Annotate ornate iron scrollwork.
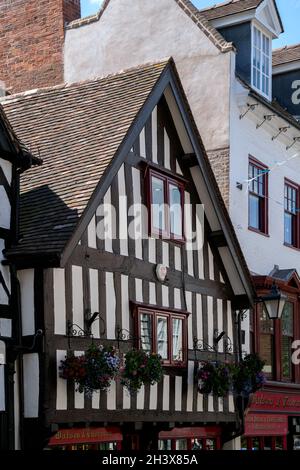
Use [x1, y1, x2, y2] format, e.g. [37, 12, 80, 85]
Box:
[66, 311, 105, 349]
[115, 327, 140, 349]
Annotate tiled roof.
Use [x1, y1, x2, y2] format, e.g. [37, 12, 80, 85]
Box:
[269, 267, 297, 281]
[67, 0, 234, 53]
[273, 43, 300, 67]
[1, 60, 169, 256]
[199, 0, 262, 21]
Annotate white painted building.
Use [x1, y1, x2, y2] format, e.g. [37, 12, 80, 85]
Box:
[63, 0, 300, 449]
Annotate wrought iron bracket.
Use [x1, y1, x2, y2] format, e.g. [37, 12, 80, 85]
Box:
[66, 311, 105, 349]
[239, 103, 259, 120]
[115, 327, 140, 350]
[272, 126, 290, 141]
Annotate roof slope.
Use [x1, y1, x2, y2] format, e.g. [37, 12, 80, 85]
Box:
[1, 61, 169, 255]
[199, 0, 262, 21]
[273, 43, 300, 67]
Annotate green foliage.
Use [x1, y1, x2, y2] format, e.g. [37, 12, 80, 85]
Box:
[59, 343, 120, 396]
[121, 349, 163, 394]
[198, 354, 266, 398]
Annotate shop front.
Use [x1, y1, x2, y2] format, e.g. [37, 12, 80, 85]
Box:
[48, 426, 123, 450]
[242, 389, 300, 450]
[158, 427, 222, 451]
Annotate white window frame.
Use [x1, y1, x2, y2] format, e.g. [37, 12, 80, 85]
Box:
[251, 22, 272, 100]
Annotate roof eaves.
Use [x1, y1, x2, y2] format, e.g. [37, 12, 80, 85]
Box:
[236, 74, 300, 132]
[176, 0, 234, 53]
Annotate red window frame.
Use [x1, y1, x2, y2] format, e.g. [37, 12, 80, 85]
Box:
[284, 179, 300, 249]
[148, 168, 185, 242]
[248, 156, 269, 235]
[256, 298, 296, 383]
[134, 305, 188, 367]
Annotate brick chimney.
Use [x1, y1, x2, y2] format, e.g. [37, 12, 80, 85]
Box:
[0, 0, 81, 94]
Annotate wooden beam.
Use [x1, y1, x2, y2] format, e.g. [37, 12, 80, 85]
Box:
[208, 230, 228, 248]
[69, 245, 232, 299]
[45, 409, 237, 425]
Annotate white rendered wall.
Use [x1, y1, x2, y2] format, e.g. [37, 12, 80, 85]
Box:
[229, 76, 300, 276]
[64, 0, 231, 151]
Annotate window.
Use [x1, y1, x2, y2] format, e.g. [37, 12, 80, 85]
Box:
[284, 180, 299, 248]
[281, 302, 294, 380]
[259, 305, 274, 378]
[136, 307, 187, 366]
[252, 25, 271, 99]
[149, 169, 184, 241]
[248, 157, 268, 234]
[257, 298, 295, 382]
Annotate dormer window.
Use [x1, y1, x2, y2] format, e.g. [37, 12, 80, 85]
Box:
[252, 25, 272, 99]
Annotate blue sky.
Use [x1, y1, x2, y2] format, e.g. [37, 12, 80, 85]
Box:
[81, 0, 299, 48]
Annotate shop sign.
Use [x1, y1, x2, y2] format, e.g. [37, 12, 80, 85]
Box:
[249, 391, 300, 414]
[244, 413, 288, 436]
[48, 427, 123, 446]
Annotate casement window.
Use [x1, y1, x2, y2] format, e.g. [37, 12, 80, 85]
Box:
[248, 157, 268, 234]
[136, 307, 187, 366]
[252, 25, 272, 99]
[284, 180, 299, 248]
[257, 300, 295, 382]
[149, 169, 184, 241]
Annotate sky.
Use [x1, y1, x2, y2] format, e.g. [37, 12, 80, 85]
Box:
[81, 0, 300, 49]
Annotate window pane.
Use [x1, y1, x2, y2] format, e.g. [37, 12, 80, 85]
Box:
[175, 439, 187, 450]
[152, 176, 165, 231]
[284, 212, 293, 244]
[281, 302, 293, 379]
[259, 306, 274, 375]
[169, 184, 182, 237]
[172, 318, 183, 361]
[140, 313, 152, 353]
[249, 194, 260, 229]
[158, 440, 171, 450]
[282, 302, 294, 336]
[281, 336, 292, 379]
[157, 316, 168, 359]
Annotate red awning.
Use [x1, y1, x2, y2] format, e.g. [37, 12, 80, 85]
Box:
[48, 426, 123, 446]
[159, 426, 221, 440]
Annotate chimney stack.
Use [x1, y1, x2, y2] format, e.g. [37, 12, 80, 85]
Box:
[0, 0, 81, 94]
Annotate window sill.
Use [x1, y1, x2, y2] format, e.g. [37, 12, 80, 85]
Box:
[149, 232, 186, 246]
[248, 226, 269, 237]
[283, 243, 300, 252]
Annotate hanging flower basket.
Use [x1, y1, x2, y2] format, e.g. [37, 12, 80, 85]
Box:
[198, 361, 231, 398]
[59, 344, 120, 396]
[231, 353, 266, 397]
[121, 349, 163, 394]
[197, 354, 266, 399]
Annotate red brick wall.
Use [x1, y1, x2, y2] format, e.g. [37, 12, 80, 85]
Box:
[0, 0, 81, 94]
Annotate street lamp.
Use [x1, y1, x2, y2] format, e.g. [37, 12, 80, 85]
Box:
[257, 283, 287, 320]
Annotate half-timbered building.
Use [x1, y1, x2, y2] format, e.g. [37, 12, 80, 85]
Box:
[0, 104, 40, 449]
[2, 59, 254, 450]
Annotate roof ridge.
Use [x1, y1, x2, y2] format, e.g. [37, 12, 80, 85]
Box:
[273, 42, 300, 53]
[0, 58, 171, 103]
[198, 0, 237, 13]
